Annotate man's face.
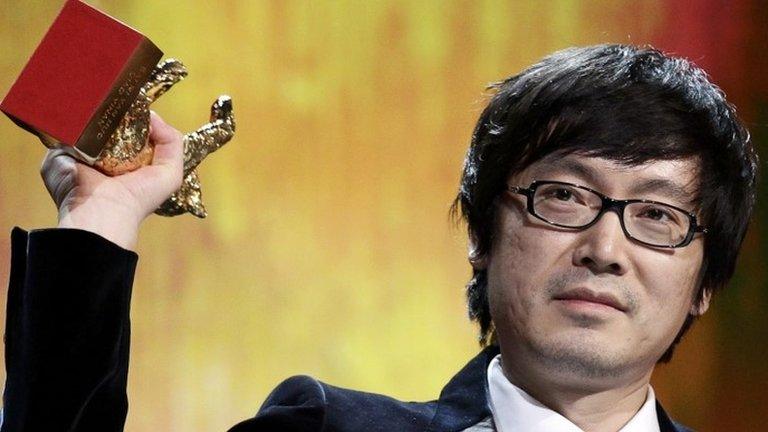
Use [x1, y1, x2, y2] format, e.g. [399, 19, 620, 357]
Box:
[484, 153, 709, 386]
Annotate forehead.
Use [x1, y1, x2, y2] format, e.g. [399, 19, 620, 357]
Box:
[514, 153, 702, 205]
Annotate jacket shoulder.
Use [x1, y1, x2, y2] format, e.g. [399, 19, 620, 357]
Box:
[228, 375, 437, 432]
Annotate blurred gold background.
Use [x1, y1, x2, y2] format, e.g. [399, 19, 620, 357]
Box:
[1, 1, 766, 431]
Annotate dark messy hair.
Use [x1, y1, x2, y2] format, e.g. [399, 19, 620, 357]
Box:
[450, 44, 758, 363]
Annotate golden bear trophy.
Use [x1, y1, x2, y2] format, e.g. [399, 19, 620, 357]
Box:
[92, 58, 235, 218]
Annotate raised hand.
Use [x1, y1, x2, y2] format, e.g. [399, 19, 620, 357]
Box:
[41, 113, 184, 250]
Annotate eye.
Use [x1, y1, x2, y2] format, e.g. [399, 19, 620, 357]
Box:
[638, 206, 675, 223]
[553, 188, 573, 201]
[543, 187, 576, 201]
[535, 184, 593, 209]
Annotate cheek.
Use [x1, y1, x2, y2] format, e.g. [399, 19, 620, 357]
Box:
[488, 228, 528, 318]
[486, 210, 568, 331]
[635, 248, 704, 339]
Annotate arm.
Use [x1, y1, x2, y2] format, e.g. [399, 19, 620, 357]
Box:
[1, 228, 137, 431]
[1, 113, 183, 431]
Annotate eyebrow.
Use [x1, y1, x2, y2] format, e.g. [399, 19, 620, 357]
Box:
[530, 158, 599, 184]
[529, 157, 696, 206]
[629, 178, 695, 207]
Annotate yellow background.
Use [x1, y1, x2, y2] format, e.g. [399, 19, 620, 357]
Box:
[1, 1, 766, 430]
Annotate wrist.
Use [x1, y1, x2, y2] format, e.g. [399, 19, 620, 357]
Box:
[57, 206, 141, 251]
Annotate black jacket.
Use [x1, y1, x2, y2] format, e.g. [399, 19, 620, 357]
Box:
[0, 228, 691, 431]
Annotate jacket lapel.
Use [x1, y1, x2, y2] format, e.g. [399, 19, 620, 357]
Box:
[426, 346, 499, 432]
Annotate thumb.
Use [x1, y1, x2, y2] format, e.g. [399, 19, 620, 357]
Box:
[149, 110, 184, 169]
[132, 110, 183, 196]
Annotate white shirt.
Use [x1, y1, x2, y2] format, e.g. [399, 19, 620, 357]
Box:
[486, 354, 661, 432]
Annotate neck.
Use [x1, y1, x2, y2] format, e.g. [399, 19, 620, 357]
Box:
[499, 351, 654, 432]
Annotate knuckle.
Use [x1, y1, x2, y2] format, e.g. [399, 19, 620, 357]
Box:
[40, 150, 69, 177]
[40, 149, 56, 174]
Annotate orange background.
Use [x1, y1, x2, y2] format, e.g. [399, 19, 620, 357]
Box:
[0, 1, 766, 430]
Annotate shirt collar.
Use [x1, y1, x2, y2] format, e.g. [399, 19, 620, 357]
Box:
[487, 354, 661, 432]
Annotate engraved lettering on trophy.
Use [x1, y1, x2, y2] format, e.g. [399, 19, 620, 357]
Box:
[96, 71, 144, 140]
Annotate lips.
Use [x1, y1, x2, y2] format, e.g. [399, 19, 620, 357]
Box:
[553, 287, 627, 312]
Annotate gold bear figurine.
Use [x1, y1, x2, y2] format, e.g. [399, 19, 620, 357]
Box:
[93, 58, 235, 218]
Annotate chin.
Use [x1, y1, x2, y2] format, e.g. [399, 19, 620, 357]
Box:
[528, 332, 630, 380]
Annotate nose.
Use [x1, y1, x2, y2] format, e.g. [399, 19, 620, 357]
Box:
[571, 209, 630, 276]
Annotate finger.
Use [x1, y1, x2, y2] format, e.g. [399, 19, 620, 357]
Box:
[149, 110, 182, 146]
[39, 149, 80, 207]
[40, 148, 76, 179]
[149, 111, 183, 169]
[140, 111, 184, 193]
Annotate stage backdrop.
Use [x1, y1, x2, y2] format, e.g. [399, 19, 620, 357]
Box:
[0, 1, 766, 430]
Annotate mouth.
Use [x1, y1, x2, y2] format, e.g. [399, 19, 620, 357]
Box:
[553, 287, 627, 313]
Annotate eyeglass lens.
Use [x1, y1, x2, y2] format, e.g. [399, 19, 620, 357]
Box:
[532, 183, 690, 247]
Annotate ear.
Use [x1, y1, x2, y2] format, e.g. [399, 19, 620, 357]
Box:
[689, 288, 712, 316]
[468, 234, 488, 270]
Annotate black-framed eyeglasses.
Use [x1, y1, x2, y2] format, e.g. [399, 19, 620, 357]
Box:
[507, 180, 707, 248]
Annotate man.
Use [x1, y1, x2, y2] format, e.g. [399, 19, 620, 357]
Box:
[0, 44, 758, 431]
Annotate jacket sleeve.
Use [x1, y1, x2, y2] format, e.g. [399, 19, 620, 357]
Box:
[1, 227, 138, 432]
